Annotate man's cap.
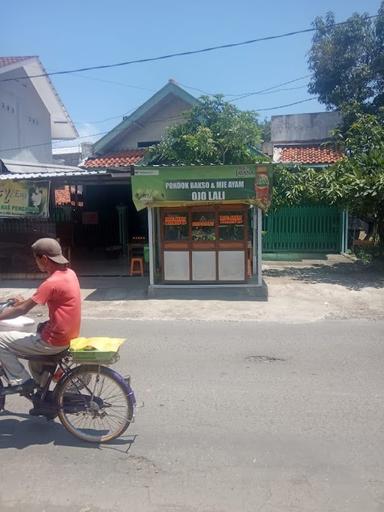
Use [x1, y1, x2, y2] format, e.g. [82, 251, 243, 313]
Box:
[31, 238, 69, 265]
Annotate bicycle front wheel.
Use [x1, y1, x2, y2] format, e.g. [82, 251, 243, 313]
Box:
[56, 365, 134, 443]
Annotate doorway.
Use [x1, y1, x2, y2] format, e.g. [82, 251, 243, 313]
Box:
[53, 182, 148, 275]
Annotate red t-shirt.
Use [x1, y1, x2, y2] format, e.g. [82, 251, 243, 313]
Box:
[32, 268, 81, 346]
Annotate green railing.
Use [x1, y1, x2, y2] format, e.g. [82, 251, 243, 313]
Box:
[262, 206, 342, 253]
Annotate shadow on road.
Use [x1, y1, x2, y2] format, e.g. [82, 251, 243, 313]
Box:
[264, 261, 384, 291]
[0, 411, 137, 451]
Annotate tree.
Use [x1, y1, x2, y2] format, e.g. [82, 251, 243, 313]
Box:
[308, 3, 384, 121]
[273, 113, 384, 244]
[331, 113, 384, 243]
[150, 95, 264, 165]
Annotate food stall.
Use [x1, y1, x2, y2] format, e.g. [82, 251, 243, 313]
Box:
[132, 164, 272, 291]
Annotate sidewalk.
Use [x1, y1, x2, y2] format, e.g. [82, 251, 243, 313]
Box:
[1, 254, 383, 323]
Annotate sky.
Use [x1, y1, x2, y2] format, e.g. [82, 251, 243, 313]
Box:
[1, 0, 382, 148]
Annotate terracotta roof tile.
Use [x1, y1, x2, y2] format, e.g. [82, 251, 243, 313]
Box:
[83, 149, 146, 168]
[0, 56, 36, 68]
[274, 145, 343, 165]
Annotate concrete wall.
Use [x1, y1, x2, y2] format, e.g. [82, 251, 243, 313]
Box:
[52, 142, 92, 166]
[114, 96, 193, 151]
[271, 112, 341, 144]
[0, 68, 51, 162]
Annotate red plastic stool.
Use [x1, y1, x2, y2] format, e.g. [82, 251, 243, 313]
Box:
[130, 257, 144, 276]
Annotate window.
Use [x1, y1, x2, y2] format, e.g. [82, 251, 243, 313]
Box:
[54, 186, 71, 206]
[218, 211, 245, 241]
[191, 212, 216, 241]
[70, 184, 84, 207]
[137, 141, 160, 148]
[164, 212, 189, 241]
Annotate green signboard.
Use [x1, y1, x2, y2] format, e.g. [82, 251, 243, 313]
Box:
[0, 181, 50, 218]
[132, 165, 271, 211]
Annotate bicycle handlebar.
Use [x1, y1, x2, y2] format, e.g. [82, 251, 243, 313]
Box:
[0, 299, 16, 311]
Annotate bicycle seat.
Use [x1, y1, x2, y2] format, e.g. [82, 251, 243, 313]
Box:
[19, 350, 69, 363]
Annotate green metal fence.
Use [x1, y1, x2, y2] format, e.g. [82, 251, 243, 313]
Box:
[262, 206, 342, 253]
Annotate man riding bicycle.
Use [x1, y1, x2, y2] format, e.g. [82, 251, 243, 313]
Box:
[0, 238, 81, 406]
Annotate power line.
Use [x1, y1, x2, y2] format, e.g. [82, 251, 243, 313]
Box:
[256, 85, 308, 95]
[179, 75, 309, 98]
[253, 98, 316, 111]
[75, 75, 311, 124]
[74, 106, 139, 125]
[0, 15, 377, 83]
[228, 75, 311, 101]
[1, 131, 109, 153]
[73, 73, 154, 92]
[176, 82, 216, 96]
[0, 96, 316, 153]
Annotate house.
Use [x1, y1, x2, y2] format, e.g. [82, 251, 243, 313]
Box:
[0, 56, 78, 163]
[52, 142, 93, 166]
[0, 56, 101, 275]
[270, 111, 343, 166]
[82, 79, 198, 170]
[262, 112, 347, 255]
[0, 78, 198, 276]
[52, 79, 200, 274]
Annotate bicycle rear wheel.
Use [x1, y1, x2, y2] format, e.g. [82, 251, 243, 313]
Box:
[56, 365, 134, 443]
[0, 380, 5, 411]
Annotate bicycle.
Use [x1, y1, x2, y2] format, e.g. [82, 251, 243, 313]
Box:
[0, 300, 136, 444]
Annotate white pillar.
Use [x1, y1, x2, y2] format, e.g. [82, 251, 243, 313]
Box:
[341, 210, 346, 253]
[147, 207, 154, 285]
[257, 208, 262, 285]
[252, 207, 257, 275]
[344, 209, 349, 252]
[156, 208, 161, 272]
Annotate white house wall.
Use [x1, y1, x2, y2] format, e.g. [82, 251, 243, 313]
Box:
[114, 96, 193, 151]
[0, 68, 51, 163]
[271, 112, 342, 144]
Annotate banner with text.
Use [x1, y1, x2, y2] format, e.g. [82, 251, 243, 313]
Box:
[0, 181, 50, 218]
[132, 165, 271, 211]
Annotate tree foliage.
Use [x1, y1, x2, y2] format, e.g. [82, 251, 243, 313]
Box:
[273, 113, 384, 243]
[308, 3, 384, 121]
[331, 113, 384, 241]
[150, 95, 265, 165]
[278, 4, 384, 246]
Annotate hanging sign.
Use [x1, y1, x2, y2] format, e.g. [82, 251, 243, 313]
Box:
[164, 215, 187, 226]
[0, 181, 49, 218]
[132, 165, 272, 211]
[219, 215, 244, 225]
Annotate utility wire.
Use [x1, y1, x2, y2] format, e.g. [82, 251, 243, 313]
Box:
[177, 82, 216, 96]
[0, 15, 377, 83]
[179, 75, 310, 99]
[74, 73, 154, 92]
[254, 98, 316, 111]
[75, 75, 311, 125]
[1, 74, 318, 152]
[228, 75, 311, 101]
[74, 105, 138, 125]
[1, 97, 316, 153]
[256, 85, 308, 95]
[1, 131, 109, 153]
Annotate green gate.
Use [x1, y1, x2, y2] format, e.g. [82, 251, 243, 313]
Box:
[262, 206, 342, 253]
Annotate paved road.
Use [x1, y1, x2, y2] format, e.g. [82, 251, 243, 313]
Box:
[1, 319, 383, 512]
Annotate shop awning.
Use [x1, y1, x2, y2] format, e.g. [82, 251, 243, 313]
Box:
[0, 159, 108, 180]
